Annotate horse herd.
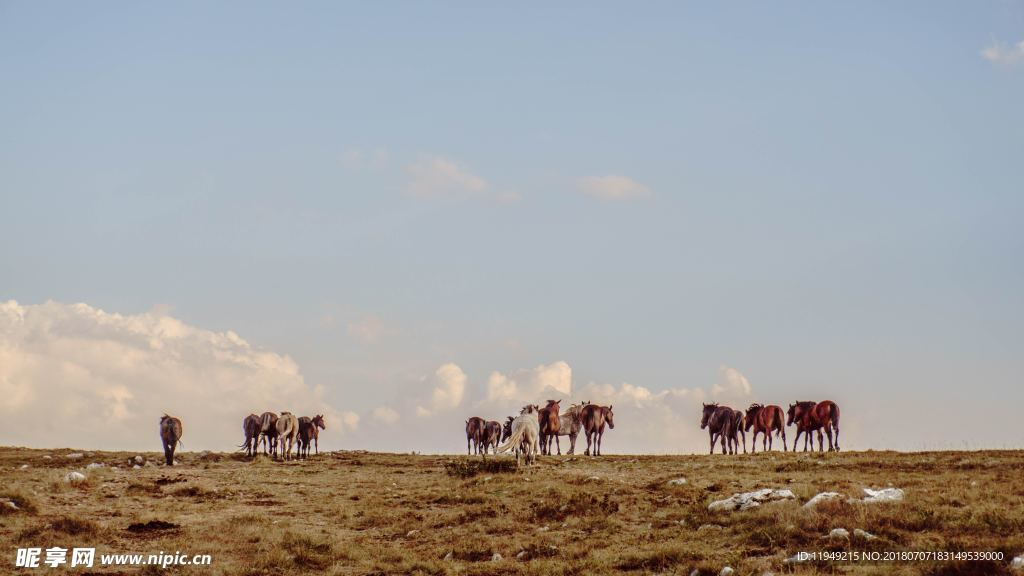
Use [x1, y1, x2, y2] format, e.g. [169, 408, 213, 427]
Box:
[238, 412, 327, 461]
[700, 400, 842, 455]
[464, 400, 615, 466]
[155, 398, 839, 468]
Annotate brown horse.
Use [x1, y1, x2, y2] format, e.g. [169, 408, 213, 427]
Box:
[298, 414, 326, 458]
[730, 409, 747, 454]
[480, 420, 502, 454]
[787, 400, 841, 452]
[501, 416, 514, 442]
[744, 404, 787, 453]
[238, 413, 261, 457]
[465, 416, 485, 455]
[552, 401, 587, 455]
[581, 404, 614, 456]
[159, 414, 183, 466]
[538, 400, 562, 456]
[258, 412, 279, 457]
[700, 403, 739, 455]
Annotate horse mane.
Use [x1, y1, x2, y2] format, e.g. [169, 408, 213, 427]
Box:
[748, 403, 764, 410]
[795, 401, 816, 408]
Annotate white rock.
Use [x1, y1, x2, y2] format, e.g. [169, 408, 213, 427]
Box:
[443, 552, 453, 561]
[803, 491, 843, 508]
[1010, 556, 1023, 570]
[86, 462, 105, 469]
[132, 464, 141, 469]
[586, 476, 601, 482]
[491, 553, 502, 562]
[134, 455, 144, 464]
[829, 528, 850, 540]
[5, 500, 19, 511]
[66, 453, 84, 460]
[537, 526, 549, 532]
[853, 528, 877, 540]
[709, 488, 796, 511]
[516, 550, 528, 560]
[690, 570, 700, 576]
[19, 464, 29, 470]
[862, 487, 904, 503]
[63, 471, 86, 484]
[720, 567, 735, 576]
[667, 477, 688, 486]
[405, 530, 419, 538]
[42, 455, 52, 460]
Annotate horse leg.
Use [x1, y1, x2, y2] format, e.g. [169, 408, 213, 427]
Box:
[709, 430, 715, 455]
[825, 425, 834, 452]
[833, 422, 840, 452]
[817, 430, 824, 452]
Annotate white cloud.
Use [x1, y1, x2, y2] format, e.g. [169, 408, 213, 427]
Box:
[405, 156, 488, 199]
[347, 314, 386, 344]
[416, 362, 467, 416]
[577, 175, 651, 201]
[485, 361, 572, 403]
[341, 147, 390, 170]
[0, 300, 347, 451]
[372, 406, 400, 425]
[981, 40, 1024, 65]
[712, 365, 752, 399]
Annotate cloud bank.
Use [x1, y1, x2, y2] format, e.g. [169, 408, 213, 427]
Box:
[981, 40, 1024, 65]
[577, 175, 651, 201]
[0, 301, 352, 451]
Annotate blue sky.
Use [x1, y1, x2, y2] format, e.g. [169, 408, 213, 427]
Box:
[1, 2, 1022, 452]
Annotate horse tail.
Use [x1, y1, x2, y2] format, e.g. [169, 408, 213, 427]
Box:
[831, 403, 840, 448]
[497, 426, 525, 454]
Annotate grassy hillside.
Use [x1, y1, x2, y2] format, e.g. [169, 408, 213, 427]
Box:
[1, 447, 1022, 575]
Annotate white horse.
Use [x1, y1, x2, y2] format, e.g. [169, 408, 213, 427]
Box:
[275, 411, 299, 461]
[497, 405, 540, 466]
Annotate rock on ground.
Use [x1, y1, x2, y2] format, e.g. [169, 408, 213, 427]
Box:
[854, 528, 877, 540]
[829, 528, 850, 540]
[862, 487, 904, 503]
[63, 471, 86, 484]
[720, 567, 735, 575]
[667, 477, 687, 486]
[803, 491, 843, 508]
[709, 488, 796, 511]
[66, 453, 84, 460]
[1010, 556, 1023, 571]
[491, 553, 502, 562]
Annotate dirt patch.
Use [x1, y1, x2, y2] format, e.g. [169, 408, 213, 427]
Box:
[126, 520, 179, 533]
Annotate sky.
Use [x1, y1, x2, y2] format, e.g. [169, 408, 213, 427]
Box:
[1, 2, 1022, 453]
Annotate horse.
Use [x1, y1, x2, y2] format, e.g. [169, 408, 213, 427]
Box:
[538, 400, 562, 456]
[238, 413, 261, 457]
[551, 402, 587, 455]
[298, 414, 326, 458]
[481, 420, 502, 454]
[581, 404, 614, 456]
[258, 412, 279, 457]
[700, 403, 739, 455]
[465, 417, 486, 455]
[744, 404, 787, 453]
[501, 416, 514, 442]
[497, 405, 541, 466]
[275, 411, 299, 460]
[730, 409, 747, 454]
[787, 400, 841, 452]
[159, 414, 183, 466]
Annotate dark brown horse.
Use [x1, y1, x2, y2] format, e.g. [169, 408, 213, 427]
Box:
[730, 409, 747, 454]
[298, 414, 326, 458]
[481, 420, 502, 454]
[238, 413, 261, 457]
[501, 416, 514, 442]
[744, 404, 787, 453]
[787, 400, 841, 452]
[465, 416, 485, 455]
[258, 412, 279, 457]
[700, 403, 739, 455]
[538, 400, 562, 456]
[581, 404, 614, 456]
[159, 414, 183, 466]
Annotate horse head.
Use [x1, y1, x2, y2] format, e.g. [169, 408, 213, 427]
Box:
[313, 414, 326, 430]
[700, 403, 718, 429]
[604, 405, 614, 429]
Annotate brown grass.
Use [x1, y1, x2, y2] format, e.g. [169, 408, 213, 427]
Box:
[0, 447, 1021, 574]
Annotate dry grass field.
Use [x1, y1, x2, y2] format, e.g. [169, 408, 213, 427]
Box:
[2, 447, 1023, 575]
